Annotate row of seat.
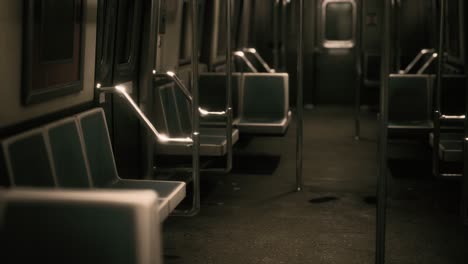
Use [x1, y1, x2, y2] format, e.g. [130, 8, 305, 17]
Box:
[1, 108, 186, 221]
[199, 72, 291, 135]
[387, 70, 466, 178]
[153, 72, 291, 157]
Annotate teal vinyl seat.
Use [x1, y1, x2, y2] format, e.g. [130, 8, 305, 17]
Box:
[429, 133, 464, 162]
[199, 73, 241, 125]
[2, 129, 56, 187]
[1, 108, 186, 222]
[235, 73, 291, 135]
[0, 188, 162, 264]
[46, 118, 93, 188]
[154, 83, 239, 156]
[198, 72, 291, 136]
[77, 109, 186, 219]
[388, 74, 434, 131]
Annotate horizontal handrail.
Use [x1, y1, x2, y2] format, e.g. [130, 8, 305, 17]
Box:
[439, 114, 466, 120]
[241, 48, 275, 73]
[153, 71, 227, 117]
[97, 84, 193, 144]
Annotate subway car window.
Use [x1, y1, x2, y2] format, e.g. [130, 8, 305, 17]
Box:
[322, 0, 356, 48]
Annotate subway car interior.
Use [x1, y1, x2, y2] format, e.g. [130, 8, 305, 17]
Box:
[1, 0, 468, 263]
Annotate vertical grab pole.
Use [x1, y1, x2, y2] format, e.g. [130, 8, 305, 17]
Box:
[225, 0, 233, 172]
[394, 0, 401, 72]
[296, 0, 304, 192]
[433, 0, 446, 178]
[190, 0, 201, 215]
[281, 0, 287, 71]
[354, 0, 363, 141]
[273, 0, 280, 69]
[463, 0, 468, 226]
[376, 0, 391, 263]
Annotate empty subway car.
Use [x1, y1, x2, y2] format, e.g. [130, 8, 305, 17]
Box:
[1, 0, 467, 263]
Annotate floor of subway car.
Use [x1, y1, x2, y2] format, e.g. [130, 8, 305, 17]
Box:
[161, 106, 468, 264]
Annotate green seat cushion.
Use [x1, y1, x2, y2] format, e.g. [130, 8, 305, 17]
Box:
[242, 75, 286, 121]
[6, 131, 55, 187]
[48, 119, 91, 188]
[78, 110, 119, 187]
[388, 75, 432, 124]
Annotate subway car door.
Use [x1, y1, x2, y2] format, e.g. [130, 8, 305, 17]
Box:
[314, 0, 358, 104]
[96, 0, 144, 179]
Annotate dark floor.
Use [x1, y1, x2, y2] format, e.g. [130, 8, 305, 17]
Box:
[162, 106, 468, 264]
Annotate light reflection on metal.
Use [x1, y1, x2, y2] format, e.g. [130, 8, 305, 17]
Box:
[440, 115, 466, 120]
[152, 71, 227, 117]
[234, 51, 245, 57]
[417, 53, 438, 74]
[198, 107, 226, 116]
[96, 84, 192, 144]
[402, 48, 436, 74]
[233, 51, 258, 72]
[242, 48, 275, 73]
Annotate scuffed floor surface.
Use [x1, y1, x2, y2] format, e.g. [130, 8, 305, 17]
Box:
[162, 106, 468, 264]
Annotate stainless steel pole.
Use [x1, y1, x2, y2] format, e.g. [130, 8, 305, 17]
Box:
[190, 0, 201, 215]
[273, 0, 280, 69]
[354, 0, 363, 141]
[376, 0, 391, 263]
[433, 0, 446, 178]
[226, 0, 233, 172]
[281, 0, 287, 71]
[296, 0, 304, 192]
[139, 0, 160, 179]
[463, 0, 468, 226]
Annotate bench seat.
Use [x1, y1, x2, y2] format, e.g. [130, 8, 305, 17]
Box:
[1, 108, 186, 222]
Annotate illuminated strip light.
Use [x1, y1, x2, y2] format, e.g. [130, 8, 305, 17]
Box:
[97, 83, 193, 144]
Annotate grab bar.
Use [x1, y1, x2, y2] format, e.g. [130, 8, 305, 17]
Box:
[153, 71, 227, 117]
[242, 48, 275, 73]
[417, 53, 438, 74]
[401, 48, 436, 74]
[97, 84, 193, 144]
[233, 51, 258, 73]
[440, 114, 466, 120]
